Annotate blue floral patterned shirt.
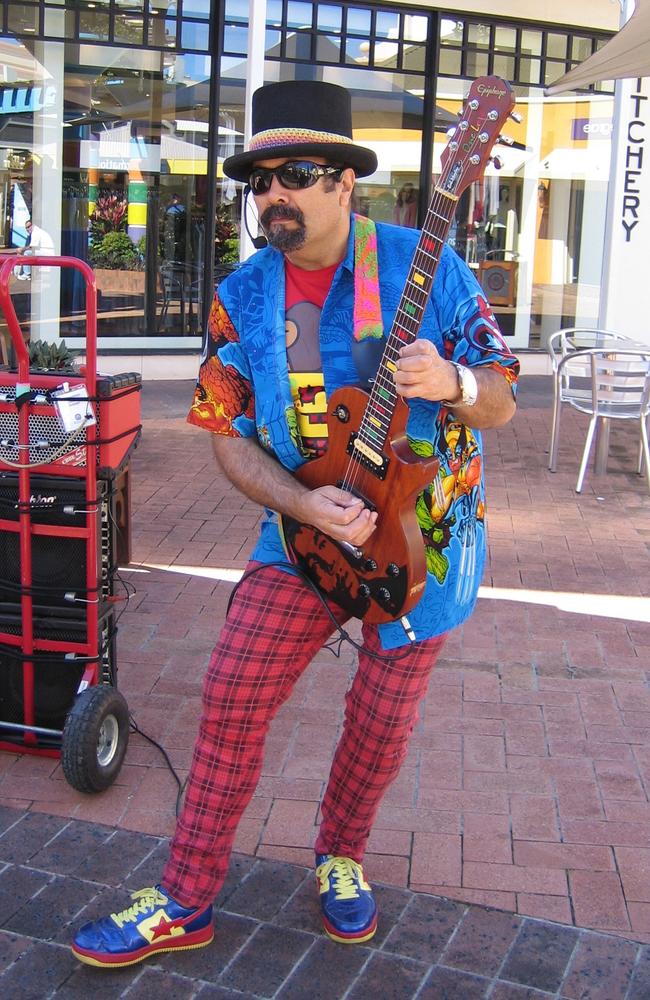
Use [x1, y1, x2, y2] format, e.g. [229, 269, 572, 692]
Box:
[189, 217, 519, 648]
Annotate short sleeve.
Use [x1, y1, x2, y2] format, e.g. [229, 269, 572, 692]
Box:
[187, 291, 256, 436]
[436, 248, 520, 396]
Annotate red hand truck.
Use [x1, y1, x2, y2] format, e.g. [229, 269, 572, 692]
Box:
[0, 255, 141, 792]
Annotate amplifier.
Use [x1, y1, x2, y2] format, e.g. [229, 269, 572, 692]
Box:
[478, 260, 518, 308]
[0, 371, 141, 477]
[0, 472, 117, 620]
[0, 609, 116, 748]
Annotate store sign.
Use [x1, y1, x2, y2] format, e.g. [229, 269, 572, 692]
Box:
[0, 85, 57, 115]
[600, 77, 650, 345]
[571, 117, 613, 140]
[620, 88, 646, 243]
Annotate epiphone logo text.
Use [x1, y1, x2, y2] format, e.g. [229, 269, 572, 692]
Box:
[476, 83, 508, 99]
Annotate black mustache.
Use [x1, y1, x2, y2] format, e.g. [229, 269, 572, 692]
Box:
[260, 205, 305, 227]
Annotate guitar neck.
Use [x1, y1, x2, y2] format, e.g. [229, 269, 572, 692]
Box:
[361, 189, 458, 450]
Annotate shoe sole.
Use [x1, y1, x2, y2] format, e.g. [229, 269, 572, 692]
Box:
[322, 914, 378, 944]
[71, 926, 214, 968]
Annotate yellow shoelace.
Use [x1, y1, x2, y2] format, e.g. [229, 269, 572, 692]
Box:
[111, 887, 168, 928]
[318, 857, 363, 900]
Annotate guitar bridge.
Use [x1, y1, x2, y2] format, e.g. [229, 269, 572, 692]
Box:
[347, 433, 389, 480]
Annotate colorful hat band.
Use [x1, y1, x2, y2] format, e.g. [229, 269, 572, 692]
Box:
[248, 127, 355, 152]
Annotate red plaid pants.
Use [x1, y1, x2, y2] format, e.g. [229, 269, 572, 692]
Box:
[162, 562, 446, 907]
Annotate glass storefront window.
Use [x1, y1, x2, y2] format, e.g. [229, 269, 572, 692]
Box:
[402, 42, 425, 74]
[467, 23, 490, 49]
[521, 29, 542, 57]
[571, 36, 594, 61]
[223, 22, 247, 54]
[316, 34, 340, 61]
[403, 14, 427, 43]
[8, 4, 39, 32]
[0, 1, 617, 354]
[375, 11, 399, 39]
[287, 2, 313, 29]
[317, 5, 341, 32]
[430, 77, 613, 348]
[265, 0, 283, 27]
[438, 47, 461, 77]
[546, 32, 569, 59]
[346, 7, 371, 35]
[183, 0, 210, 18]
[0, 36, 212, 347]
[494, 25, 516, 50]
[493, 54, 515, 80]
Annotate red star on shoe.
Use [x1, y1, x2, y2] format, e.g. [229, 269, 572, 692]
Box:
[150, 914, 176, 940]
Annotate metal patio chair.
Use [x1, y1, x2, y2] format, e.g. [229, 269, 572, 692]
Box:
[574, 350, 650, 494]
[546, 328, 636, 472]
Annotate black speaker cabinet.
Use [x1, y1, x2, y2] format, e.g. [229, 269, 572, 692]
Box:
[0, 610, 116, 748]
[0, 473, 117, 619]
[478, 260, 518, 307]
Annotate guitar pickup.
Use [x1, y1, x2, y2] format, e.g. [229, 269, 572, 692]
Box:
[347, 433, 389, 480]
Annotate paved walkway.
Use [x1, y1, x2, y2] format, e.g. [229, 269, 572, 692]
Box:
[2, 802, 650, 999]
[1, 373, 650, 996]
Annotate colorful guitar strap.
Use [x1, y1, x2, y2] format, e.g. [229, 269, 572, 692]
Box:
[353, 214, 384, 343]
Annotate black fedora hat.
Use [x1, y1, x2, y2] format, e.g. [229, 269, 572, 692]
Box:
[223, 80, 378, 182]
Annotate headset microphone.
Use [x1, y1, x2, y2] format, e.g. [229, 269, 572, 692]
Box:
[243, 185, 268, 249]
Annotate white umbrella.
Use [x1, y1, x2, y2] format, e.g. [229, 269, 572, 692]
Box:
[546, 0, 650, 94]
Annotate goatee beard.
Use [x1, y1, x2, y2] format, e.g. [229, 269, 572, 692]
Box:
[260, 204, 306, 251]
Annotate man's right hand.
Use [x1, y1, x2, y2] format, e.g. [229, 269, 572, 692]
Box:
[299, 486, 377, 546]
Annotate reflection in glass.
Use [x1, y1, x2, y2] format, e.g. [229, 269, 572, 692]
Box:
[404, 14, 428, 43]
[347, 7, 371, 35]
[317, 5, 341, 32]
[494, 54, 515, 79]
[375, 11, 399, 39]
[546, 32, 568, 59]
[287, 2, 313, 30]
[316, 35, 340, 61]
[494, 26, 517, 50]
[520, 29, 542, 56]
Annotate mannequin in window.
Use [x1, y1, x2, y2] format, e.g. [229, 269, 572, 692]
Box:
[393, 183, 418, 227]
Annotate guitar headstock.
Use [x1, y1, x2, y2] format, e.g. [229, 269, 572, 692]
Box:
[439, 76, 516, 197]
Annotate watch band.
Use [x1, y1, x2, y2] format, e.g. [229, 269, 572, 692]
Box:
[443, 362, 478, 407]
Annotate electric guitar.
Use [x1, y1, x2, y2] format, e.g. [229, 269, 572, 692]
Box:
[280, 77, 517, 625]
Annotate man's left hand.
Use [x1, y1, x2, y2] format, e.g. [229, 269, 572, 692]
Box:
[394, 340, 458, 402]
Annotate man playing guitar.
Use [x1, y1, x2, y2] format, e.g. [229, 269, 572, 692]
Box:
[72, 78, 518, 968]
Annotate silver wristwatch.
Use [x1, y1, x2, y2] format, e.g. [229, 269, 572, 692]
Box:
[444, 362, 478, 407]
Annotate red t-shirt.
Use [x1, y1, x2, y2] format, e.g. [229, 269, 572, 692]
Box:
[285, 258, 338, 458]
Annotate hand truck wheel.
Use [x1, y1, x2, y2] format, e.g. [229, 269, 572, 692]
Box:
[61, 685, 129, 793]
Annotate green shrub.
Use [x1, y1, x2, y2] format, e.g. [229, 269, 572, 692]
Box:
[89, 230, 143, 270]
[28, 339, 80, 371]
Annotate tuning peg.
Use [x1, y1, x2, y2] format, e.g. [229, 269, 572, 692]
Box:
[497, 134, 515, 146]
[489, 156, 503, 170]
[509, 111, 523, 124]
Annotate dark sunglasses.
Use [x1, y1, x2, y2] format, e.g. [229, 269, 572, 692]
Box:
[248, 160, 344, 195]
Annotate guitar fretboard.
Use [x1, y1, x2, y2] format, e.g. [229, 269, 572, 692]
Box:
[355, 189, 459, 456]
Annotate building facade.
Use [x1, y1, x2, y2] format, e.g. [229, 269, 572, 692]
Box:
[0, 0, 620, 354]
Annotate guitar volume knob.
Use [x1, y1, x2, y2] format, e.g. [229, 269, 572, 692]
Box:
[358, 584, 371, 598]
[386, 563, 400, 577]
[377, 587, 392, 604]
[364, 558, 377, 572]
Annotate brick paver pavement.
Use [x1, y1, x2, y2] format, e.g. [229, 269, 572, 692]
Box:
[2, 803, 650, 999]
[1, 372, 650, 993]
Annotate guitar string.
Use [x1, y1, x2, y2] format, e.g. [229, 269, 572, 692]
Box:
[338, 184, 459, 497]
[337, 172, 467, 496]
[337, 114, 498, 500]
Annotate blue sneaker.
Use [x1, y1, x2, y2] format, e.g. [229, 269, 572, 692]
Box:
[315, 854, 377, 944]
[71, 885, 214, 968]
